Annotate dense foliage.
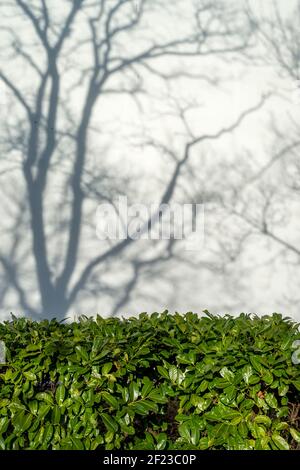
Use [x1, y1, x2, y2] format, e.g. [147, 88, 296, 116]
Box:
[0, 311, 300, 450]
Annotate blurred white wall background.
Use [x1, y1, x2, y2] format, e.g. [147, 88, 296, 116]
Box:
[0, 0, 300, 321]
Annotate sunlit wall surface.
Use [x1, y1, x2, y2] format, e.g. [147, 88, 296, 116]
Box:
[0, 0, 299, 320]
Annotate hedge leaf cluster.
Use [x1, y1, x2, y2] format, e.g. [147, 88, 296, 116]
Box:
[0, 312, 300, 450]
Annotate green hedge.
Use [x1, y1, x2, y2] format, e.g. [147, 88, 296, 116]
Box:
[0, 311, 300, 450]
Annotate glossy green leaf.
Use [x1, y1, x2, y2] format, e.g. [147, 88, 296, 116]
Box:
[168, 366, 178, 383]
[55, 384, 66, 405]
[12, 412, 33, 435]
[101, 413, 118, 433]
[102, 363, 113, 375]
[101, 392, 119, 409]
[271, 433, 289, 450]
[178, 422, 190, 442]
[290, 427, 300, 443]
[265, 393, 278, 409]
[129, 382, 139, 402]
[51, 405, 61, 425]
[38, 403, 51, 419]
[141, 378, 153, 398]
[250, 356, 265, 375]
[23, 371, 37, 381]
[254, 415, 272, 427]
